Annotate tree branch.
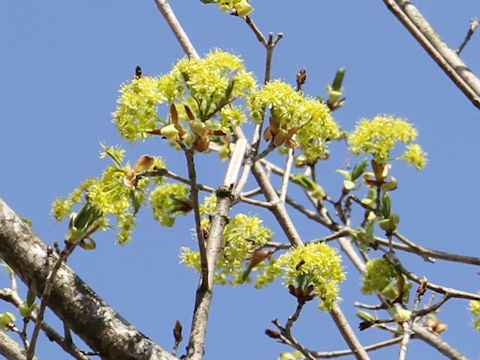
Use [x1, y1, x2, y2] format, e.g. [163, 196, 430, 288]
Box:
[383, 0, 480, 109]
[329, 303, 370, 360]
[186, 142, 246, 360]
[0, 198, 178, 360]
[153, 0, 200, 59]
[411, 324, 469, 360]
[0, 331, 26, 360]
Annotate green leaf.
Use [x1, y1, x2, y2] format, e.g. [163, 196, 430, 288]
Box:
[26, 289, 36, 307]
[356, 310, 376, 322]
[351, 159, 369, 181]
[130, 189, 141, 215]
[378, 214, 400, 232]
[290, 174, 316, 192]
[331, 67, 346, 91]
[381, 192, 391, 218]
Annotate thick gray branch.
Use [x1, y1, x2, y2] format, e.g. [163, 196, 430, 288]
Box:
[384, 0, 480, 109]
[0, 198, 178, 360]
[0, 331, 27, 360]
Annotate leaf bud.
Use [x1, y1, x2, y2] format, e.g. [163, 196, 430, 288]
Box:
[160, 124, 180, 141]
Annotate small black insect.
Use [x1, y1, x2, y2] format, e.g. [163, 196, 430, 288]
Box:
[135, 65, 142, 79]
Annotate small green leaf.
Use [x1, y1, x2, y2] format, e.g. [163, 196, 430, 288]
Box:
[351, 159, 369, 181]
[26, 289, 36, 307]
[343, 179, 356, 190]
[381, 192, 391, 218]
[331, 67, 346, 91]
[290, 174, 317, 192]
[356, 310, 376, 322]
[130, 189, 141, 215]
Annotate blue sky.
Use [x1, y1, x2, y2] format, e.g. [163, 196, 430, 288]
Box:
[1, 1, 480, 359]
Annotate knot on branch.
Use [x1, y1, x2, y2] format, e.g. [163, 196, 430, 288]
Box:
[216, 185, 234, 200]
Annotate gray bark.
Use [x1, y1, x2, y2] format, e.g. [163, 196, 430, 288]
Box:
[0, 198, 178, 360]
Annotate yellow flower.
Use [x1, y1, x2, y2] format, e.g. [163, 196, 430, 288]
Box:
[349, 115, 426, 169]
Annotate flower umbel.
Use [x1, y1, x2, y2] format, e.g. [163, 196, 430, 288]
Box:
[52, 144, 165, 245]
[349, 115, 426, 169]
[249, 80, 341, 162]
[255, 243, 345, 310]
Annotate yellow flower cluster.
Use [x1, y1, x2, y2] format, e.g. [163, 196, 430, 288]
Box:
[257, 243, 345, 310]
[361, 258, 398, 294]
[112, 50, 257, 145]
[249, 80, 341, 162]
[150, 183, 191, 227]
[202, 0, 254, 17]
[470, 300, 480, 331]
[349, 116, 427, 169]
[113, 77, 166, 142]
[181, 212, 274, 285]
[361, 258, 411, 302]
[52, 145, 165, 244]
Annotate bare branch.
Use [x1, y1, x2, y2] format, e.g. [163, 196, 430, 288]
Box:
[27, 243, 77, 360]
[391, 231, 480, 265]
[186, 142, 246, 360]
[329, 304, 370, 360]
[252, 162, 303, 247]
[0, 198, 178, 360]
[312, 336, 403, 358]
[244, 16, 268, 46]
[457, 18, 480, 55]
[0, 331, 26, 360]
[383, 0, 480, 109]
[411, 324, 469, 360]
[384, 252, 480, 301]
[153, 0, 200, 59]
[279, 149, 294, 202]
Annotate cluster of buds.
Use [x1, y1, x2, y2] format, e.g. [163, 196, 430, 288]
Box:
[147, 103, 228, 153]
[123, 155, 154, 189]
[66, 201, 103, 250]
[287, 283, 316, 304]
[263, 117, 299, 148]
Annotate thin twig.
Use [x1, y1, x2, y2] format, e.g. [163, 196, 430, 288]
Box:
[252, 162, 303, 247]
[413, 294, 450, 318]
[264, 32, 283, 84]
[153, 0, 200, 59]
[244, 16, 268, 46]
[329, 303, 370, 360]
[271, 319, 316, 360]
[240, 187, 262, 198]
[457, 18, 480, 55]
[384, 252, 480, 301]
[312, 336, 403, 358]
[142, 167, 269, 208]
[398, 320, 411, 360]
[186, 144, 245, 360]
[279, 149, 294, 202]
[284, 301, 305, 334]
[0, 288, 92, 360]
[392, 231, 480, 265]
[411, 324, 469, 360]
[185, 150, 208, 285]
[308, 229, 351, 244]
[27, 243, 77, 360]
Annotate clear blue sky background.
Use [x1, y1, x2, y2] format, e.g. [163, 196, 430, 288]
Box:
[1, 1, 480, 359]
